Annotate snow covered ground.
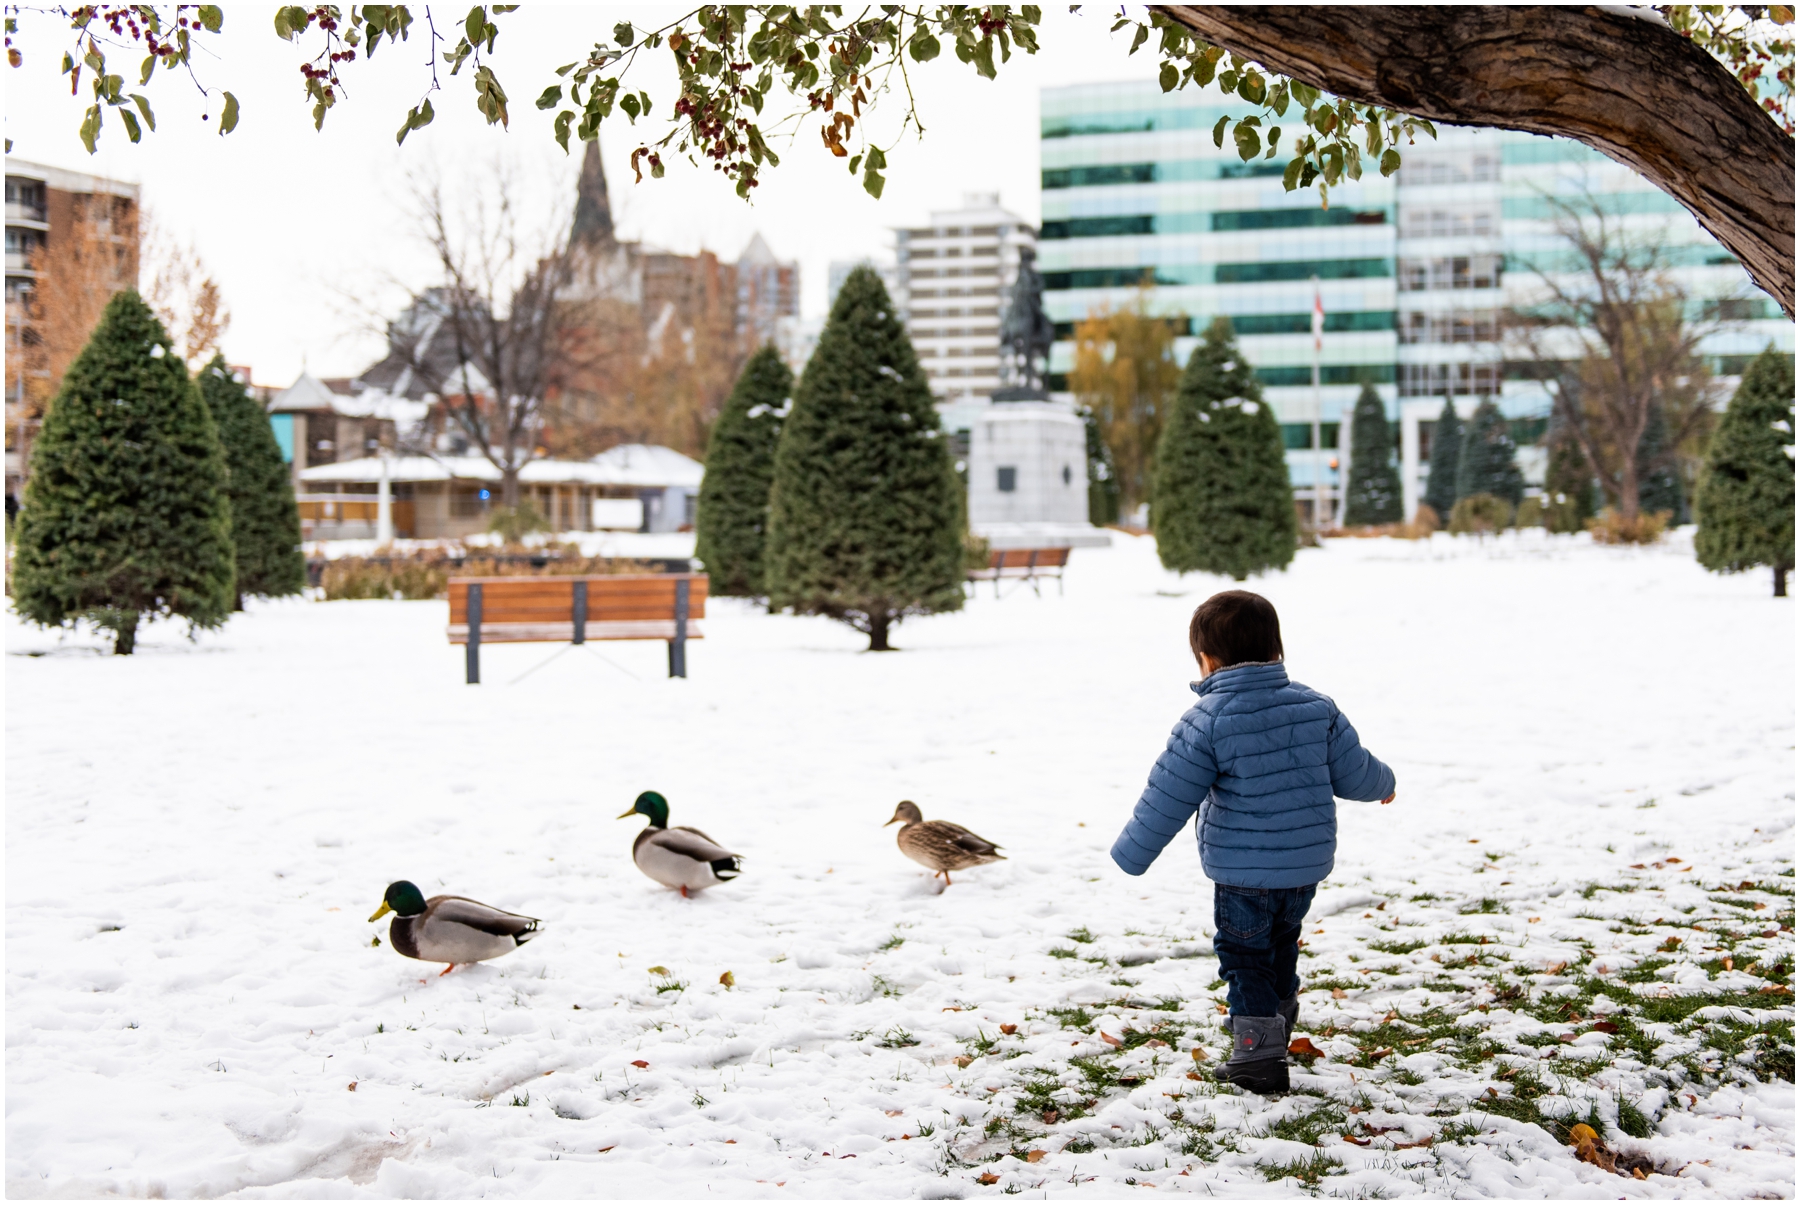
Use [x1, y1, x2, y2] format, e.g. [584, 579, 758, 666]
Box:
[7, 530, 1793, 1199]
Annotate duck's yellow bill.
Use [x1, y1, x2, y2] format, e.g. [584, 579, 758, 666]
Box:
[616, 808, 637, 819]
[368, 901, 392, 922]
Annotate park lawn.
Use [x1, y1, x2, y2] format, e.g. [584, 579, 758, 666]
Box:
[6, 529, 1792, 1198]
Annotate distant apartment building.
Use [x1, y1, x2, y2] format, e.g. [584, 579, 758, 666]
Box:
[894, 194, 1037, 433]
[5, 156, 141, 496]
[1037, 82, 1791, 520]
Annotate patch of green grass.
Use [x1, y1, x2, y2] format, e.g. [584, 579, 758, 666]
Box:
[871, 974, 902, 998]
[1307, 975, 1363, 991]
[1440, 932, 1490, 945]
[1258, 1149, 1342, 1187]
[1460, 898, 1505, 915]
[1619, 957, 1674, 984]
[1048, 946, 1078, 960]
[1070, 1055, 1122, 1093]
[1257, 1101, 1347, 1146]
[1047, 1006, 1094, 1032]
[968, 1030, 999, 1058]
[1615, 1093, 1652, 1138]
[878, 933, 905, 952]
[878, 1027, 920, 1049]
[654, 979, 688, 994]
[1066, 926, 1096, 944]
[1410, 893, 1441, 903]
[1368, 938, 1428, 955]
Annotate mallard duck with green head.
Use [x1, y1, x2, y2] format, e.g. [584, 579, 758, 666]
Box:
[619, 791, 743, 897]
[885, 800, 1005, 885]
[368, 880, 540, 975]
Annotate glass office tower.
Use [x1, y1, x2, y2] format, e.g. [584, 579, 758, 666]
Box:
[1039, 81, 1791, 519]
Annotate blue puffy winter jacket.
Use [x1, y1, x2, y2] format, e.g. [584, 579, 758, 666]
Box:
[1110, 661, 1395, 890]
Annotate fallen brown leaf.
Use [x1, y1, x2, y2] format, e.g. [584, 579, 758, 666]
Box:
[1186, 1071, 1203, 1081]
[631, 1060, 650, 1068]
[885, 1110, 904, 1117]
[977, 1172, 1000, 1185]
[1025, 1149, 1047, 1163]
[346, 1082, 357, 1092]
[1144, 1038, 1168, 1048]
[954, 1055, 973, 1068]
[1100, 1032, 1123, 1047]
[1190, 1047, 1207, 1062]
[1367, 1047, 1394, 1060]
[1342, 1135, 1370, 1147]
[1288, 1037, 1324, 1058]
[1331, 988, 1347, 999]
[999, 1024, 1017, 1035]
[1593, 1021, 1619, 1034]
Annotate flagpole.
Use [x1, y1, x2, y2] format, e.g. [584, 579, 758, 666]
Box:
[1311, 276, 1324, 532]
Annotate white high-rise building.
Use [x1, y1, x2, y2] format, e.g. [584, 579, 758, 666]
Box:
[894, 193, 1037, 432]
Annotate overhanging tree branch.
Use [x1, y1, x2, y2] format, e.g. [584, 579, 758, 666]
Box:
[1156, 4, 1796, 316]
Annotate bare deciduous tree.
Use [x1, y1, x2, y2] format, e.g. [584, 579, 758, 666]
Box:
[1507, 197, 1723, 525]
[143, 217, 230, 370]
[378, 165, 590, 511]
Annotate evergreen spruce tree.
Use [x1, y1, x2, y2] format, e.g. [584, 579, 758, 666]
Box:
[1634, 401, 1686, 522]
[1081, 405, 1121, 525]
[1695, 347, 1795, 596]
[1454, 398, 1525, 505]
[1544, 410, 1599, 533]
[12, 290, 234, 653]
[694, 343, 792, 597]
[1341, 383, 1403, 525]
[1151, 316, 1297, 580]
[197, 355, 305, 607]
[1422, 396, 1462, 518]
[764, 266, 965, 650]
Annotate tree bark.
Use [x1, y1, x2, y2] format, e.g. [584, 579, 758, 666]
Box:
[1155, 5, 1795, 316]
[1777, 565, 1789, 598]
[867, 611, 893, 652]
[112, 613, 137, 655]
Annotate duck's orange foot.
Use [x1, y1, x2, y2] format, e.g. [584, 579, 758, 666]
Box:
[680, 885, 690, 899]
[439, 963, 457, 977]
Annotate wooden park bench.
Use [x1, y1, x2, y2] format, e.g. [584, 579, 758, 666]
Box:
[966, 547, 1071, 598]
[447, 574, 707, 684]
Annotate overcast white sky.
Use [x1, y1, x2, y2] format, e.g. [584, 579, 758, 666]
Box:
[6, 5, 1159, 386]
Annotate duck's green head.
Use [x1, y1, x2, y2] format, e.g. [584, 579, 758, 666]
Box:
[617, 790, 670, 828]
[368, 880, 427, 922]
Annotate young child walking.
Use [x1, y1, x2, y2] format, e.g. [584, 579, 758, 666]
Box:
[1110, 590, 1395, 1094]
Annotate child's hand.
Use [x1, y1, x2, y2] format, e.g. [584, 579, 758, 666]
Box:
[1380, 792, 1396, 805]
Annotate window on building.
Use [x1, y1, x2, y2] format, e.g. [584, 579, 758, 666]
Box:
[997, 466, 1017, 493]
[1398, 256, 1502, 291]
[1398, 363, 1502, 397]
[1400, 209, 1498, 239]
[1398, 310, 1501, 344]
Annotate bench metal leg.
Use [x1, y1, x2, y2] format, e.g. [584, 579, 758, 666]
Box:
[668, 578, 689, 678]
[466, 583, 483, 685]
[571, 579, 588, 645]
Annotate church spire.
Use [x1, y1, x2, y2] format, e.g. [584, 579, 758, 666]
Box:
[571, 139, 615, 246]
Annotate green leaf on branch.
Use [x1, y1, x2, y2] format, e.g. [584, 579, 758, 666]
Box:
[139, 55, 155, 85]
[79, 104, 100, 153]
[1282, 154, 1306, 191]
[614, 21, 633, 46]
[553, 109, 574, 151]
[273, 6, 309, 40]
[1233, 118, 1261, 161]
[1212, 114, 1229, 148]
[909, 31, 940, 61]
[473, 65, 509, 127]
[620, 92, 640, 121]
[1158, 61, 1177, 92]
[120, 108, 141, 142]
[196, 5, 223, 33]
[536, 85, 562, 110]
[130, 93, 154, 132]
[219, 90, 239, 134]
[395, 98, 434, 145]
[1380, 148, 1401, 176]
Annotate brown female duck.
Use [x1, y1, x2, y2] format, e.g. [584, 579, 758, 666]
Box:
[885, 800, 1005, 884]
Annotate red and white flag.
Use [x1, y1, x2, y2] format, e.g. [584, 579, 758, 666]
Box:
[1312, 284, 1325, 353]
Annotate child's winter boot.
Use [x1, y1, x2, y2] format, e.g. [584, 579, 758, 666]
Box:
[1212, 1015, 1289, 1094]
[1278, 994, 1299, 1043]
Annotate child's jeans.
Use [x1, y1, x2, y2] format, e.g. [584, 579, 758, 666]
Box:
[1213, 883, 1317, 1016]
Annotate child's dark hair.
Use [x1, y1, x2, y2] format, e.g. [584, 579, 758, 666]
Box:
[1188, 590, 1283, 669]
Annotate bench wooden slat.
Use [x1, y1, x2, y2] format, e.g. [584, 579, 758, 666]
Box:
[447, 620, 706, 644]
